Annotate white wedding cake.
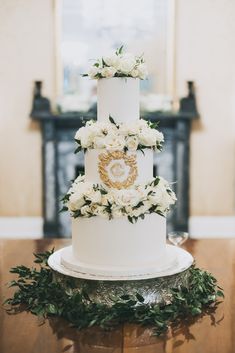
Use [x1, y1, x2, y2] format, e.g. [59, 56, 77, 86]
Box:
[61, 48, 177, 278]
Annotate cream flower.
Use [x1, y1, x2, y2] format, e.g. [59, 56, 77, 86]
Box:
[118, 54, 136, 74]
[130, 69, 139, 78]
[137, 63, 148, 79]
[126, 136, 139, 151]
[114, 189, 141, 208]
[104, 135, 126, 150]
[68, 193, 85, 211]
[138, 128, 157, 146]
[103, 54, 121, 69]
[93, 136, 105, 149]
[88, 66, 100, 79]
[101, 66, 117, 78]
[84, 189, 102, 204]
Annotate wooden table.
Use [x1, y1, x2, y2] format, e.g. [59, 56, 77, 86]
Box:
[0, 238, 234, 353]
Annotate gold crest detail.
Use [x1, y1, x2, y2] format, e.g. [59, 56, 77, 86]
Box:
[98, 151, 138, 189]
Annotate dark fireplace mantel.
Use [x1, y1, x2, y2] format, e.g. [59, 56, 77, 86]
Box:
[31, 81, 199, 238]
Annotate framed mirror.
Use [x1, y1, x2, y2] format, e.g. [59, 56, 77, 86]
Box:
[56, 0, 176, 113]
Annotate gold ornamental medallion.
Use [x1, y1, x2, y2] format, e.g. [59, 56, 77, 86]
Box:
[98, 151, 138, 189]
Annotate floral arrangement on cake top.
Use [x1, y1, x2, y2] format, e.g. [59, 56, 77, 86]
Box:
[83, 46, 148, 80]
[62, 175, 176, 223]
[74, 117, 164, 153]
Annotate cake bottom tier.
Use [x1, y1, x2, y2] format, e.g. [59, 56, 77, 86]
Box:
[61, 214, 177, 276]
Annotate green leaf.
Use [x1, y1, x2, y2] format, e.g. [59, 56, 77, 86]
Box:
[217, 290, 224, 298]
[136, 293, 145, 303]
[191, 307, 202, 315]
[109, 115, 119, 128]
[59, 206, 68, 213]
[120, 294, 130, 301]
[4, 250, 224, 336]
[47, 304, 57, 314]
[118, 45, 124, 54]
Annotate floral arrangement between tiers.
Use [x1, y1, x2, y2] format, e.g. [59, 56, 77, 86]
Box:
[61, 175, 177, 223]
[83, 46, 148, 80]
[74, 117, 164, 154]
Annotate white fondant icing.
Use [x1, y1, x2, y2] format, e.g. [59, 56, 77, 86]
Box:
[70, 214, 166, 268]
[85, 149, 153, 185]
[60, 245, 178, 277]
[53, 246, 193, 280]
[97, 78, 139, 123]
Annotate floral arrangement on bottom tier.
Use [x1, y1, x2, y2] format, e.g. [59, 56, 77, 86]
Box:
[61, 175, 177, 223]
[5, 250, 224, 336]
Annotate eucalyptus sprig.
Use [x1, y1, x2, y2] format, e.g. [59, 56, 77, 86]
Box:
[4, 250, 223, 335]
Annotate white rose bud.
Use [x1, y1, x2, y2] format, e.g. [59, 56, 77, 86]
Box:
[80, 205, 91, 216]
[85, 189, 102, 204]
[104, 135, 125, 150]
[138, 128, 157, 146]
[137, 63, 148, 79]
[126, 136, 138, 151]
[130, 69, 139, 78]
[103, 54, 121, 69]
[88, 66, 100, 79]
[112, 206, 123, 218]
[101, 66, 117, 78]
[118, 54, 136, 74]
[93, 136, 105, 149]
[68, 193, 85, 211]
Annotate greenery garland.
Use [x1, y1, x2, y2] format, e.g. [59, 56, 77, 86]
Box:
[4, 249, 223, 335]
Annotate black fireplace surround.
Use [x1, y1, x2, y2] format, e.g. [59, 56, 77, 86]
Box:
[31, 81, 199, 238]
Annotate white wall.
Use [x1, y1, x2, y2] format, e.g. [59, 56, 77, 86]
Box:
[1, 0, 235, 238]
[175, 0, 235, 216]
[0, 0, 56, 216]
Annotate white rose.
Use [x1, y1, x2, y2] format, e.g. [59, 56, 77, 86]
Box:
[99, 121, 117, 135]
[148, 187, 165, 206]
[94, 205, 109, 218]
[154, 130, 164, 144]
[130, 69, 139, 78]
[102, 192, 115, 206]
[88, 123, 104, 137]
[103, 54, 121, 69]
[126, 136, 138, 151]
[101, 66, 117, 78]
[137, 119, 148, 129]
[119, 122, 139, 135]
[68, 193, 85, 211]
[68, 175, 85, 194]
[84, 189, 102, 204]
[114, 189, 140, 207]
[88, 66, 100, 79]
[104, 135, 125, 150]
[111, 206, 123, 218]
[93, 136, 105, 149]
[80, 205, 91, 216]
[148, 180, 176, 209]
[75, 126, 95, 147]
[137, 63, 148, 79]
[74, 126, 85, 141]
[118, 54, 136, 74]
[138, 128, 157, 146]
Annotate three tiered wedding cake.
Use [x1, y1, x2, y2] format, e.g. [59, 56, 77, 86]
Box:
[61, 48, 177, 278]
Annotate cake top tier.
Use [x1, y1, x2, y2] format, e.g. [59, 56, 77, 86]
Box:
[83, 46, 148, 80]
[83, 47, 148, 123]
[97, 77, 139, 123]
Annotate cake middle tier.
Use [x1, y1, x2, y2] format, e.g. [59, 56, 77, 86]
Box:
[85, 149, 153, 187]
[97, 77, 139, 123]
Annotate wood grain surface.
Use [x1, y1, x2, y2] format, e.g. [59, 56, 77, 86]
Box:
[0, 238, 234, 353]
